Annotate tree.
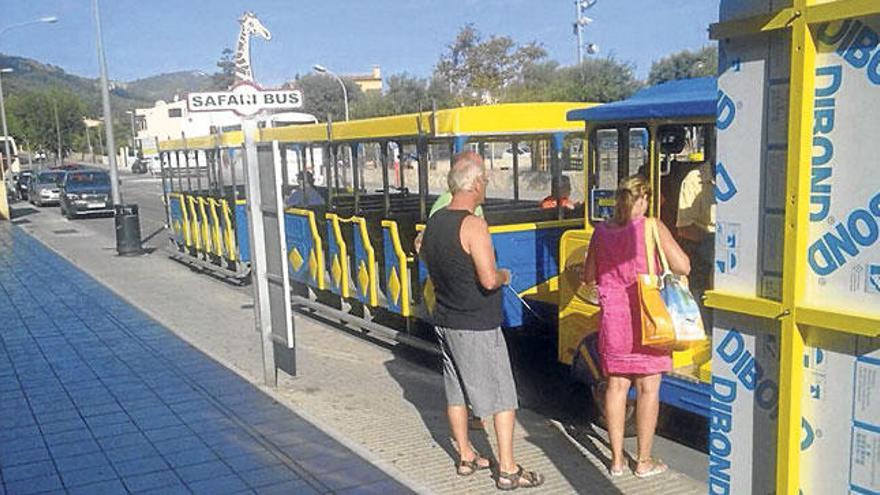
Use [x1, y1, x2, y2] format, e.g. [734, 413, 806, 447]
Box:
[434, 24, 547, 105]
[293, 73, 363, 122]
[212, 48, 235, 90]
[503, 57, 641, 103]
[6, 88, 86, 156]
[648, 46, 718, 86]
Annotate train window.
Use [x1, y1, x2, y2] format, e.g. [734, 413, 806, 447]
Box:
[589, 128, 620, 222]
[629, 128, 649, 177]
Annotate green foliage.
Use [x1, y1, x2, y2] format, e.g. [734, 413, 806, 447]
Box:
[293, 73, 363, 122]
[6, 88, 86, 156]
[351, 74, 453, 118]
[434, 24, 547, 105]
[648, 45, 718, 86]
[503, 57, 641, 103]
[212, 48, 236, 90]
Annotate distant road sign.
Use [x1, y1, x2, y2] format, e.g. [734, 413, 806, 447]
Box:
[187, 81, 303, 117]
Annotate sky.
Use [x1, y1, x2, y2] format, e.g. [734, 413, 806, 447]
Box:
[3, 0, 720, 87]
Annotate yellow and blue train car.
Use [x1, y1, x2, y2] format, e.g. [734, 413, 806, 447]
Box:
[159, 102, 595, 333]
[562, 78, 718, 419]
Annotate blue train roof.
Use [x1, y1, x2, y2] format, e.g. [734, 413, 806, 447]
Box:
[567, 77, 717, 123]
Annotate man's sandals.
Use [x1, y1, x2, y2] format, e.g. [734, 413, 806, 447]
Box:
[495, 465, 545, 490]
[456, 452, 492, 476]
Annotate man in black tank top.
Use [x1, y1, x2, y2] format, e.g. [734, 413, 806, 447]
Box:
[421, 152, 545, 490]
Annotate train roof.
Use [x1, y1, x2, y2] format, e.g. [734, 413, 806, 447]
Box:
[158, 102, 597, 151]
[566, 77, 717, 124]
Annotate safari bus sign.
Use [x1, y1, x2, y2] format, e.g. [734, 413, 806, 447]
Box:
[187, 81, 303, 117]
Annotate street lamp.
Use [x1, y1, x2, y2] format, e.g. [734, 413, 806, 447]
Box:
[93, 0, 141, 255]
[0, 16, 58, 37]
[313, 64, 352, 187]
[573, 0, 598, 64]
[312, 64, 349, 122]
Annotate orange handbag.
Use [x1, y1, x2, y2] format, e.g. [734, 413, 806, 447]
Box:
[639, 218, 675, 348]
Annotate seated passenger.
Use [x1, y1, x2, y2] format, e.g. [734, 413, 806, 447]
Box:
[540, 175, 578, 210]
[676, 160, 715, 329]
[286, 171, 324, 207]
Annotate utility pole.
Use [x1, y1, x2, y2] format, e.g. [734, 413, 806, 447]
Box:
[53, 99, 63, 166]
[573, 0, 599, 65]
[93, 0, 120, 205]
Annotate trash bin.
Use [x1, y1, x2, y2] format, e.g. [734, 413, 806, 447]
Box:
[114, 204, 142, 256]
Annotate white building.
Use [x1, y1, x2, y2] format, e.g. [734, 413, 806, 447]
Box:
[134, 97, 317, 156]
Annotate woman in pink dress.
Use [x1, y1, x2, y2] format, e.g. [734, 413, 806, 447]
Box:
[582, 174, 690, 478]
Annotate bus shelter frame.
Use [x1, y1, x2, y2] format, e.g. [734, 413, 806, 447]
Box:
[709, 1, 880, 493]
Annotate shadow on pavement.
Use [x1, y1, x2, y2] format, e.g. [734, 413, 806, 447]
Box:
[385, 332, 622, 494]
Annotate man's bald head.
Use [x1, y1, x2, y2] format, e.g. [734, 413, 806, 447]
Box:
[447, 151, 485, 194]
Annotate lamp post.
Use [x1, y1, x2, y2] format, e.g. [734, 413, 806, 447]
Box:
[93, 0, 141, 255]
[312, 64, 352, 187]
[573, 0, 598, 64]
[0, 15, 57, 220]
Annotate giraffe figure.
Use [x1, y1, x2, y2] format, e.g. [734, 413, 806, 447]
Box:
[233, 11, 271, 84]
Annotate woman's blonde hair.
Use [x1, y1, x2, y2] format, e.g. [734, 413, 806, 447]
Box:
[612, 174, 651, 225]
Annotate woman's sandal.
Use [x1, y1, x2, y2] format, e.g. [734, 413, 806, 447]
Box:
[495, 465, 545, 491]
[633, 457, 668, 479]
[456, 451, 492, 477]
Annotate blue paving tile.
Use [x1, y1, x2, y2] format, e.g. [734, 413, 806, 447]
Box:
[58, 462, 118, 488]
[188, 473, 250, 495]
[104, 443, 160, 463]
[36, 418, 86, 435]
[163, 445, 219, 468]
[53, 451, 111, 474]
[47, 437, 101, 459]
[84, 411, 130, 429]
[89, 419, 141, 439]
[66, 479, 127, 495]
[0, 434, 46, 455]
[1, 459, 57, 483]
[95, 431, 151, 451]
[121, 469, 181, 493]
[43, 427, 96, 447]
[137, 482, 192, 495]
[111, 455, 169, 477]
[142, 424, 192, 443]
[78, 402, 125, 418]
[151, 434, 206, 456]
[238, 464, 301, 489]
[174, 459, 235, 483]
[33, 408, 82, 425]
[0, 442, 47, 467]
[4, 474, 63, 495]
[0, 424, 41, 443]
[224, 451, 284, 474]
[255, 479, 319, 495]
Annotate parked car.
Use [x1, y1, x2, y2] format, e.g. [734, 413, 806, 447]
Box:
[13, 170, 34, 200]
[30, 170, 66, 206]
[60, 169, 113, 218]
[33, 150, 47, 161]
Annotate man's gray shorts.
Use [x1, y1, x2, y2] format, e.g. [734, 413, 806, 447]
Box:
[434, 326, 519, 418]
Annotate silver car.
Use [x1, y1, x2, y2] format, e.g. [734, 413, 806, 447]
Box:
[30, 170, 66, 206]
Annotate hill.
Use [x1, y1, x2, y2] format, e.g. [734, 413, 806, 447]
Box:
[122, 70, 215, 103]
[0, 54, 218, 114]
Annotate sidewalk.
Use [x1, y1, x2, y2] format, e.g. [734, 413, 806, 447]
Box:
[0, 223, 411, 494]
[10, 199, 706, 494]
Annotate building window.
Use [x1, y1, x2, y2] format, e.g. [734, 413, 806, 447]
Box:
[168, 108, 183, 118]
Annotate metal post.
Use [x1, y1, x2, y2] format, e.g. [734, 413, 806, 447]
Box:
[512, 140, 520, 201]
[53, 100, 62, 167]
[0, 69, 10, 219]
[352, 143, 360, 212]
[381, 141, 390, 216]
[551, 133, 565, 220]
[92, 0, 121, 206]
[241, 118, 295, 385]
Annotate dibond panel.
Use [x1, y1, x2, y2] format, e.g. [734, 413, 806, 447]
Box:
[800, 329, 880, 494]
[803, 16, 880, 318]
[709, 311, 780, 495]
[715, 38, 768, 296]
[709, 311, 779, 495]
